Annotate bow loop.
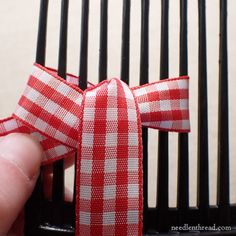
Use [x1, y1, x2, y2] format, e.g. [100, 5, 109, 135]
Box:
[14, 64, 83, 148]
[133, 76, 190, 132]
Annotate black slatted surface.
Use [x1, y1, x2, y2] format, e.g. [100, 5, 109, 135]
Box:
[140, 0, 149, 232]
[197, 0, 210, 226]
[25, 0, 236, 235]
[99, 0, 108, 82]
[177, 0, 189, 226]
[218, 0, 230, 227]
[35, 0, 48, 66]
[120, 0, 130, 84]
[79, 0, 89, 91]
[157, 0, 169, 232]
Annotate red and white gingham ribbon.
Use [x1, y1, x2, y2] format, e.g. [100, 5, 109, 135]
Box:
[0, 63, 190, 236]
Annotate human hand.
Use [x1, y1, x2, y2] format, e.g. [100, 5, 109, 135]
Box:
[0, 133, 43, 236]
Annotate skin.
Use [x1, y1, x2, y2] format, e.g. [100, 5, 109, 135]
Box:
[0, 133, 43, 235]
[0, 133, 73, 236]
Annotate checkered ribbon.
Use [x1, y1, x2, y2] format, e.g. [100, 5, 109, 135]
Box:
[0, 63, 190, 235]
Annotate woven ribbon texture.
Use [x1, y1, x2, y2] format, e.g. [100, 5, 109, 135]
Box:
[0, 63, 190, 236]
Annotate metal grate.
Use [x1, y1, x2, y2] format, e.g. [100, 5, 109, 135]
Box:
[25, 0, 236, 235]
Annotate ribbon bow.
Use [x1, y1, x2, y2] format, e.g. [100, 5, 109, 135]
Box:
[0, 63, 190, 236]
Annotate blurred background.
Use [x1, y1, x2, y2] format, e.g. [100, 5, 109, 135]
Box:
[0, 0, 235, 208]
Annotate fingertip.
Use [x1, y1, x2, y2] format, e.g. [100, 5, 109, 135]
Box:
[0, 133, 43, 180]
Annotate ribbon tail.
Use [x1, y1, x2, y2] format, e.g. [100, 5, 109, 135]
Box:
[76, 78, 143, 236]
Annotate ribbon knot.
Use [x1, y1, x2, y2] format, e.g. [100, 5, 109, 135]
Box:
[0, 63, 190, 236]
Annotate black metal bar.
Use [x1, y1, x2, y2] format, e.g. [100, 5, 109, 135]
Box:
[197, 0, 210, 226]
[79, 0, 89, 90]
[140, 0, 149, 232]
[99, 0, 108, 82]
[52, 0, 69, 225]
[157, 0, 169, 232]
[120, 0, 130, 85]
[35, 0, 48, 65]
[25, 172, 44, 233]
[57, 0, 69, 79]
[217, 0, 230, 226]
[177, 0, 189, 225]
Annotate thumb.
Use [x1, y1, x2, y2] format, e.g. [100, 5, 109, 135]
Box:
[0, 133, 43, 235]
